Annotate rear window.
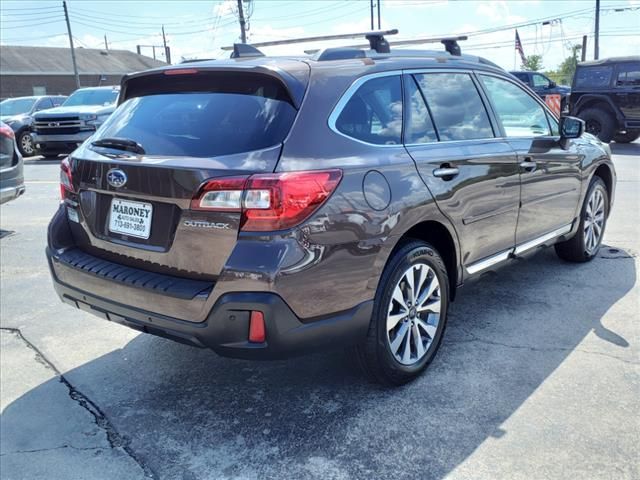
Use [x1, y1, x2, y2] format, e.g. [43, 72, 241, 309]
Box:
[63, 89, 119, 107]
[574, 66, 613, 88]
[93, 74, 297, 158]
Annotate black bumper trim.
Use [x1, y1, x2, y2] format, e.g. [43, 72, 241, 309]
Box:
[53, 248, 214, 300]
[47, 250, 373, 360]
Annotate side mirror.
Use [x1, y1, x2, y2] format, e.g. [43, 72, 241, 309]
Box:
[560, 116, 584, 139]
[548, 80, 557, 88]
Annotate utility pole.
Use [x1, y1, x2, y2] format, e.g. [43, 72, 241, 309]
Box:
[377, 0, 381, 29]
[581, 35, 587, 62]
[237, 0, 247, 43]
[104, 34, 108, 51]
[162, 25, 171, 64]
[370, 0, 374, 30]
[594, 0, 600, 60]
[62, 1, 80, 89]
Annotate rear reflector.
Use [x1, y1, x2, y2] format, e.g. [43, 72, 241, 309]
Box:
[191, 169, 342, 231]
[249, 311, 266, 343]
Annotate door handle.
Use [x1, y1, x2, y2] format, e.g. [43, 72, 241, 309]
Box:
[520, 157, 537, 172]
[433, 167, 459, 179]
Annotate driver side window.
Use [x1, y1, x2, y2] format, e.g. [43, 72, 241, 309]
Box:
[479, 75, 551, 137]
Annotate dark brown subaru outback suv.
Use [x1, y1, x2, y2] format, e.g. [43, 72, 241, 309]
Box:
[46, 32, 616, 385]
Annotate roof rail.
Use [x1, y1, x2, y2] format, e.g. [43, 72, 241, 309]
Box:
[221, 29, 399, 54]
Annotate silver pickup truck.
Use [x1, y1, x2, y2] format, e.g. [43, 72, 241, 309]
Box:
[31, 86, 119, 159]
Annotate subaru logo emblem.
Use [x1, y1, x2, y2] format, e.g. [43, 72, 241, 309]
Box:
[106, 168, 127, 188]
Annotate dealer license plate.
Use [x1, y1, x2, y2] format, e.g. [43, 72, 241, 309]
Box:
[108, 198, 153, 239]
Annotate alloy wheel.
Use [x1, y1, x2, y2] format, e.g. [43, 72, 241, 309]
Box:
[20, 133, 34, 156]
[386, 263, 441, 366]
[584, 187, 605, 254]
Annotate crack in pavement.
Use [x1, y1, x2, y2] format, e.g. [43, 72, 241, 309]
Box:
[1, 445, 107, 456]
[444, 329, 639, 366]
[0, 327, 157, 479]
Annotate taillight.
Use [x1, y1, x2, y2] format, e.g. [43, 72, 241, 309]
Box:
[191, 169, 342, 231]
[0, 124, 15, 139]
[60, 157, 74, 199]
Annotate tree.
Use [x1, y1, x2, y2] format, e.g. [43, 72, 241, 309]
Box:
[546, 44, 582, 85]
[522, 54, 544, 71]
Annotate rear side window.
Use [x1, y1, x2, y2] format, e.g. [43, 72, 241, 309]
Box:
[413, 73, 494, 141]
[94, 74, 297, 158]
[479, 75, 551, 137]
[575, 66, 613, 88]
[404, 77, 438, 144]
[616, 63, 640, 87]
[335, 75, 402, 145]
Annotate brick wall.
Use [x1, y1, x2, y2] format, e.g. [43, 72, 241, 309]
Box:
[0, 74, 123, 99]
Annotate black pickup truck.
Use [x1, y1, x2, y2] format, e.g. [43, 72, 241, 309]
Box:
[569, 56, 640, 143]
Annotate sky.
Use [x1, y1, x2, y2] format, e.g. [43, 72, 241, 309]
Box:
[1, 0, 638, 74]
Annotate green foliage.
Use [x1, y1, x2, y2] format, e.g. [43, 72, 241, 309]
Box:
[522, 54, 544, 72]
[546, 44, 582, 85]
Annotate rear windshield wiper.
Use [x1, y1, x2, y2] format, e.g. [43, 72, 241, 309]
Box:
[91, 137, 146, 155]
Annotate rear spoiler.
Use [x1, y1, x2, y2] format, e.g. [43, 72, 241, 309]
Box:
[119, 64, 308, 109]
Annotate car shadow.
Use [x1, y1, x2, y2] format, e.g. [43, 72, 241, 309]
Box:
[2, 247, 636, 479]
[610, 141, 640, 156]
[23, 157, 61, 165]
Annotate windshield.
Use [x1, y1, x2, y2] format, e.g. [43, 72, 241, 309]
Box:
[93, 83, 296, 158]
[0, 98, 36, 116]
[63, 89, 119, 107]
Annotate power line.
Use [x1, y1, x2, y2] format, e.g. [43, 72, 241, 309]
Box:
[1, 19, 65, 29]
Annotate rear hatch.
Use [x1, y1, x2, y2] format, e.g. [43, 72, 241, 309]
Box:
[63, 65, 307, 280]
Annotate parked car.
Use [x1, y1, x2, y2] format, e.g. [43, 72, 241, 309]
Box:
[31, 86, 119, 159]
[46, 36, 615, 385]
[0, 122, 25, 205]
[509, 70, 571, 113]
[569, 56, 640, 143]
[0, 95, 67, 157]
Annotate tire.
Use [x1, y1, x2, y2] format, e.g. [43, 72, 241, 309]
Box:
[578, 107, 616, 142]
[353, 240, 449, 386]
[555, 177, 609, 262]
[613, 129, 640, 144]
[17, 130, 35, 157]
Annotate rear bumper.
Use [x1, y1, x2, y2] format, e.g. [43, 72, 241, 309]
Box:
[46, 247, 372, 360]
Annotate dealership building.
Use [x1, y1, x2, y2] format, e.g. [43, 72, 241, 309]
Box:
[0, 45, 165, 99]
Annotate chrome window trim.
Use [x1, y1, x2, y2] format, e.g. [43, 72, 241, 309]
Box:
[327, 70, 405, 149]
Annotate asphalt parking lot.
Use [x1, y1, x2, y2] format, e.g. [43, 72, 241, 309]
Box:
[1, 143, 639, 480]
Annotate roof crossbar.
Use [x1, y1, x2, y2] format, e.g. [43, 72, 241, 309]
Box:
[344, 35, 468, 56]
[222, 29, 399, 53]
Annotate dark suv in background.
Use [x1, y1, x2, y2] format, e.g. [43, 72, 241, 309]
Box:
[569, 56, 640, 143]
[0, 95, 67, 156]
[510, 70, 571, 113]
[46, 32, 616, 385]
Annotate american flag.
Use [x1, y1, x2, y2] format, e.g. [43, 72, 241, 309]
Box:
[515, 30, 527, 66]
